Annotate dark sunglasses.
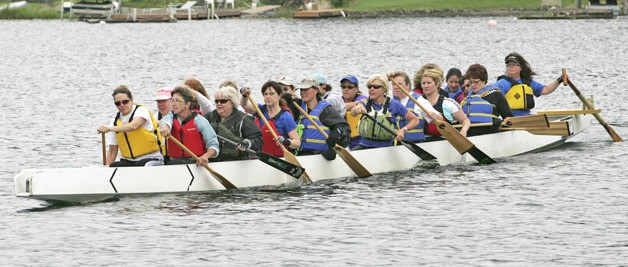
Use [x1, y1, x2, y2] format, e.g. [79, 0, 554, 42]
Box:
[367, 84, 383, 89]
[114, 99, 130, 106]
[341, 85, 355, 89]
[215, 99, 230, 104]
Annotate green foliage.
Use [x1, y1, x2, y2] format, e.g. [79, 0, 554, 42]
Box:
[0, 3, 64, 19]
[343, 0, 574, 10]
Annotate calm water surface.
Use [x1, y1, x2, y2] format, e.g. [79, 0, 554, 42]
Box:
[1, 17, 627, 265]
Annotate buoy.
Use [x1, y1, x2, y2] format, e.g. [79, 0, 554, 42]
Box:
[488, 19, 497, 28]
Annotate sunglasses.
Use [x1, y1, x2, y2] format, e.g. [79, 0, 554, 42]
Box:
[367, 84, 383, 89]
[215, 99, 230, 104]
[341, 85, 355, 89]
[114, 99, 130, 106]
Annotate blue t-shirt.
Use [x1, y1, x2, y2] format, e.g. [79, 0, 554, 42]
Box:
[493, 77, 545, 116]
[357, 98, 408, 148]
[257, 104, 297, 137]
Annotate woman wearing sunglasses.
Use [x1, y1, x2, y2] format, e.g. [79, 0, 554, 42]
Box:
[97, 85, 165, 167]
[340, 75, 366, 149]
[240, 81, 301, 157]
[159, 85, 220, 166]
[350, 74, 419, 150]
[204, 86, 263, 162]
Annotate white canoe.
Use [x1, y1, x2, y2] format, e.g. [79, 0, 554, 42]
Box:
[14, 113, 591, 203]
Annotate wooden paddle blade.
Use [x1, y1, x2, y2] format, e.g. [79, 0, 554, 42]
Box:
[283, 150, 313, 184]
[205, 165, 238, 189]
[334, 145, 372, 178]
[400, 140, 437, 160]
[506, 114, 549, 128]
[603, 124, 623, 142]
[436, 121, 473, 154]
[436, 121, 496, 164]
[521, 121, 571, 136]
[255, 152, 305, 178]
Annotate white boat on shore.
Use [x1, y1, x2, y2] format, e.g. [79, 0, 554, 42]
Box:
[70, 0, 119, 20]
[14, 112, 592, 204]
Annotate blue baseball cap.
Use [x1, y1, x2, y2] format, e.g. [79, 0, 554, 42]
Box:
[340, 75, 359, 86]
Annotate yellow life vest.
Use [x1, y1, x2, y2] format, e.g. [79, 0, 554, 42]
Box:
[345, 111, 362, 138]
[114, 104, 165, 159]
[501, 77, 535, 110]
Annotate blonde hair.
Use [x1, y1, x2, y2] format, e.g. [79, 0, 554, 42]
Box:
[366, 74, 390, 95]
[413, 63, 444, 90]
[421, 69, 444, 88]
[214, 86, 239, 106]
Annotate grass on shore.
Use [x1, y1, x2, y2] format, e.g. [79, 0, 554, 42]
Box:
[0, 0, 576, 19]
[344, 0, 575, 11]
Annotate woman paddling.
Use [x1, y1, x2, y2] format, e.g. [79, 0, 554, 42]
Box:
[204, 86, 263, 162]
[350, 74, 419, 150]
[391, 71, 426, 143]
[416, 69, 471, 138]
[340, 75, 367, 149]
[493, 52, 565, 116]
[460, 64, 513, 136]
[240, 81, 301, 157]
[97, 85, 165, 167]
[283, 77, 350, 160]
[159, 85, 220, 166]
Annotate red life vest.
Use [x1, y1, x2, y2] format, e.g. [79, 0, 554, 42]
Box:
[255, 107, 289, 157]
[424, 95, 450, 137]
[167, 112, 206, 158]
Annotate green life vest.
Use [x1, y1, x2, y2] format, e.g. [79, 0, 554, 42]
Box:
[357, 97, 395, 140]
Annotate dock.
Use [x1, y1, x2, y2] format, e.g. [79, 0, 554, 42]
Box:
[293, 9, 345, 18]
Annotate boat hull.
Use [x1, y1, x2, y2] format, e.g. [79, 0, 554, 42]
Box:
[14, 114, 590, 203]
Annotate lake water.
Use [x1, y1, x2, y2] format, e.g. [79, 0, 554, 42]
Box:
[1, 17, 627, 265]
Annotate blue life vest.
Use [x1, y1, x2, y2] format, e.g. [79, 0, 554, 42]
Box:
[298, 101, 331, 152]
[461, 87, 499, 123]
[394, 93, 425, 141]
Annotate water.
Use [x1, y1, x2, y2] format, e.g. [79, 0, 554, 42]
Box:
[1, 17, 627, 265]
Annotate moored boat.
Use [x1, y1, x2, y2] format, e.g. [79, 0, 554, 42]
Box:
[14, 112, 591, 204]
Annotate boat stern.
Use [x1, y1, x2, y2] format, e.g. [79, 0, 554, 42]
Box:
[14, 169, 36, 198]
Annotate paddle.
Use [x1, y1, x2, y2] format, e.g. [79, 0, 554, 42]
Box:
[562, 68, 623, 142]
[503, 121, 571, 136]
[290, 99, 372, 178]
[389, 77, 496, 164]
[216, 134, 305, 178]
[167, 136, 238, 189]
[246, 95, 313, 184]
[101, 132, 107, 166]
[360, 113, 437, 160]
[454, 114, 550, 129]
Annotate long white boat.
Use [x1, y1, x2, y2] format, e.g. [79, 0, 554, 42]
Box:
[14, 112, 592, 203]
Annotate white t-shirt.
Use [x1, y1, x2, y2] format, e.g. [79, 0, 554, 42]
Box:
[323, 91, 346, 115]
[414, 97, 461, 123]
[106, 105, 162, 161]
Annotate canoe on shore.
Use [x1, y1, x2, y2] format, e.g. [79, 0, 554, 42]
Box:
[14, 112, 591, 204]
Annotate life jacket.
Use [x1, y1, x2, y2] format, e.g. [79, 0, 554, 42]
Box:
[255, 106, 289, 157]
[114, 104, 165, 159]
[345, 95, 366, 138]
[357, 97, 395, 141]
[424, 95, 451, 136]
[207, 109, 249, 161]
[498, 75, 535, 110]
[167, 112, 205, 158]
[298, 101, 331, 152]
[461, 87, 499, 123]
[394, 93, 426, 141]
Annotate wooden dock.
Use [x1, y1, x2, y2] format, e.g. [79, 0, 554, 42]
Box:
[106, 9, 242, 23]
[293, 9, 345, 18]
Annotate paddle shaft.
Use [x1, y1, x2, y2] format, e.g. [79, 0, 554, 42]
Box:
[291, 99, 372, 178]
[101, 132, 106, 166]
[167, 136, 237, 189]
[215, 134, 305, 178]
[390, 77, 496, 164]
[361, 113, 436, 160]
[247, 95, 312, 183]
[562, 68, 623, 142]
